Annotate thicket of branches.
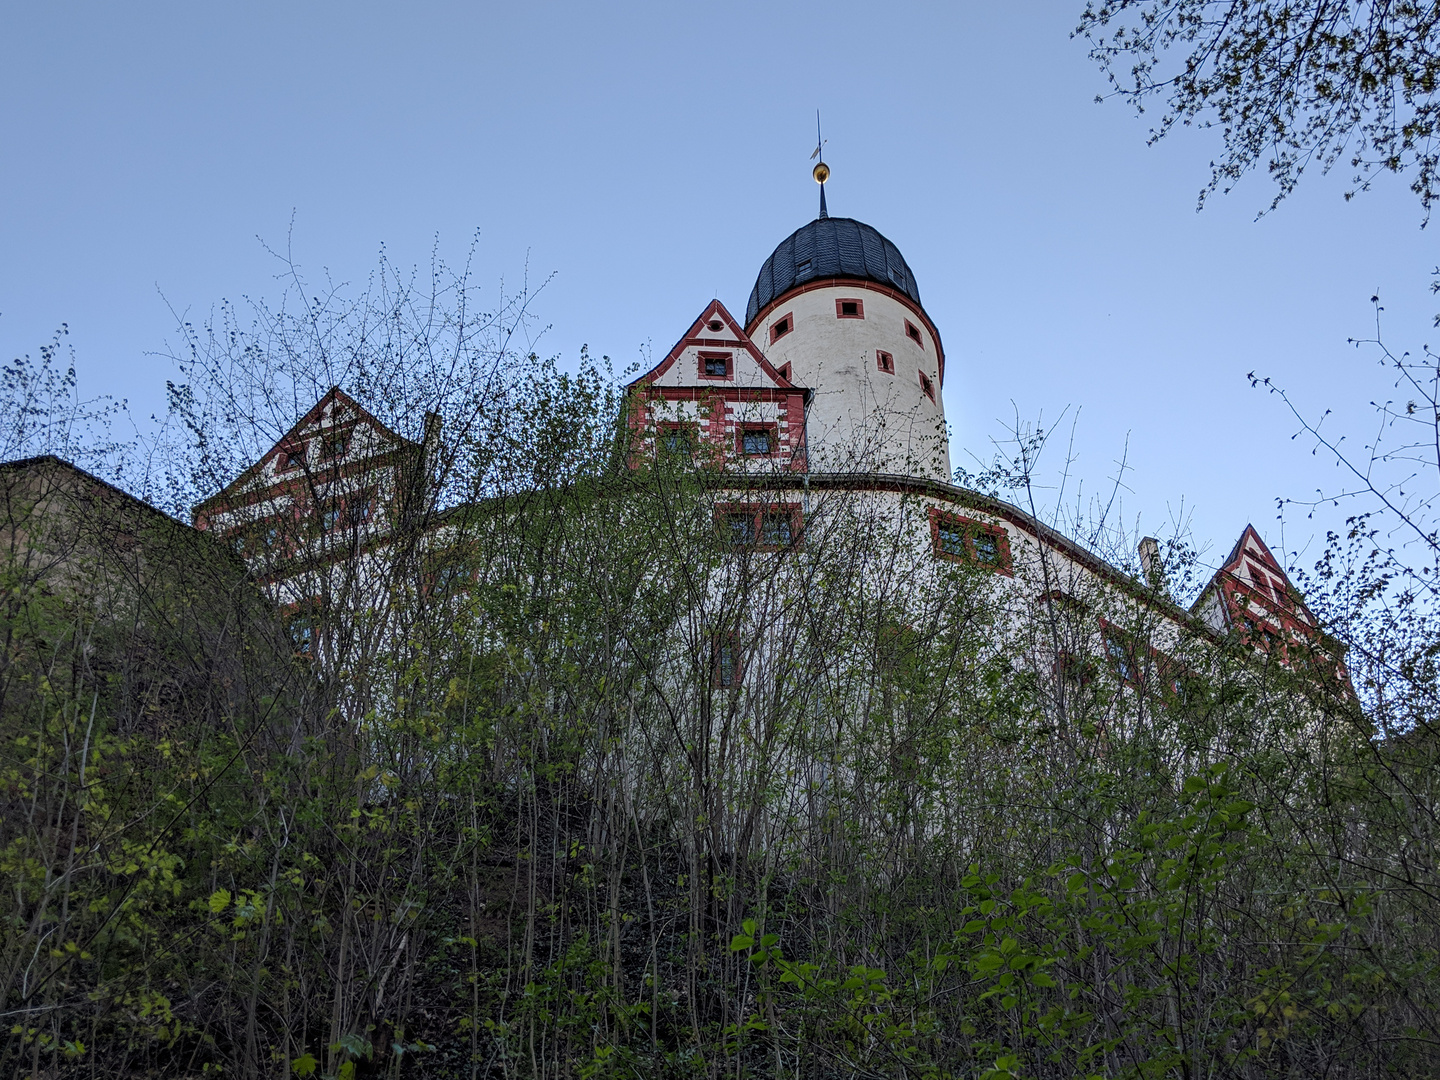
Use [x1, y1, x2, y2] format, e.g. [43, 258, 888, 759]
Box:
[0, 251, 1437, 1080]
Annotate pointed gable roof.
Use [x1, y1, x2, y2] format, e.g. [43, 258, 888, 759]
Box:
[630, 299, 797, 391]
[194, 386, 413, 515]
[1194, 523, 1313, 627]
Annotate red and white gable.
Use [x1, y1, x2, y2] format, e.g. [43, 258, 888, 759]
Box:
[1194, 524, 1315, 647]
[193, 386, 416, 543]
[628, 299, 808, 472]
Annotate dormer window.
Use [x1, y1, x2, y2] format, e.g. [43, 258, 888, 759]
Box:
[769, 314, 793, 343]
[836, 298, 864, 319]
[889, 266, 907, 289]
[699, 352, 733, 379]
[906, 320, 924, 347]
[795, 259, 812, 276]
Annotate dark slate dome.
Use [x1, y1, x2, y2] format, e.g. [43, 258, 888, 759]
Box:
[745, 216, 922, 327]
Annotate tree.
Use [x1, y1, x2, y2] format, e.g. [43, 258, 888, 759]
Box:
[1078, 0, 1440, 217]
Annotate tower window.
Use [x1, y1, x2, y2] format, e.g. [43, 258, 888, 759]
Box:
[919, 371, 935, 402]
[876, 350, 894, 374]
[795, 258, 812, 275]
[836, 298, 864, 319]
[906, 320, 924, 347]
[698, 352, 733, 379]
[708, 319, 724, 332]
[769, 314, 793, 343]
[776, 361, 792, 383]
[889, 266, 907, 289]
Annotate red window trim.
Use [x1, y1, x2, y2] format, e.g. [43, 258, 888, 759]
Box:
[835, 297, 865, 319]
[876, 350, 895, 374]
[277, 443, 307, 472]
[656, 420, 700, 456]
[769, 313, 795, 344]
[716, 502, 803, 552]
[919, 370, 936, 403]
[710, 630, 744, 689]
[697, 351, 734, 380]
[736, 422, 782, 458]
[905, 319, 925, 348]
[928, 508, 1012, 574]
[776, 361, 792, 383]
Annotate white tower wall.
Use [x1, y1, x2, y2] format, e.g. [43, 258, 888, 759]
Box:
[750, 284, 950, 480]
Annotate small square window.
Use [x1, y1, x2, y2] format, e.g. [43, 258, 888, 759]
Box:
[973, 531, 1000, 565]
[323, 433, 349, 459]
[659, 425, 694, 456]
[770, 315, 793, 343]
[726, 512, 756, 546]
[777, 361, 792, 383]
[700, 353, 732, 379]
[876, 350, 894, 374]
[280, 447, 305, 472]
[936, 520, 966, 558]
[741, 428, 772, 455]
[322, 505, 342, 532]
[761, 512, 793, 548]
[906, 320, 924, 347]
[836, 298, 864, 319]
[919, 371, 935, 403]
[889, 266, 907, 288]
[795, 259, 812, 275]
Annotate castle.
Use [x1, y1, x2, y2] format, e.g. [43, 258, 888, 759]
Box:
[185, 180, 1329, 692]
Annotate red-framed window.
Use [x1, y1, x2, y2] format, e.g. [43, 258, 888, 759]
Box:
[919, 371, 935, 403]
[769, 313, 794, 343]
[929, 509, 1011, 573]
[707, 318, 725, 333]
[1103, 627, 1142, 687]
[698, 351, 733, 380]
[737, 423, 781, 458]
[278, 444, 307, 472]
[877, 350, 895, 374]
[322, 430, 350, 460]
[776, 361, 792, 383]
[905, 319, 924, 347]
[656, 421, 699, 458]
[836, 297, 865, 319]
[710, 631, 744, 689]
[347, 488, 377, 527]
[717, 503, 803, 551]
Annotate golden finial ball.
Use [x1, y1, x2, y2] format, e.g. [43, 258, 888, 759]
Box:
[813, 162, 830, 184]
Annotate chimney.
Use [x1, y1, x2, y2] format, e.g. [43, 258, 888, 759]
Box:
[1138, 536, 1162, 588]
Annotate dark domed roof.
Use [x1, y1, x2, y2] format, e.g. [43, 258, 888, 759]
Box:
[745, 216, 922, 327]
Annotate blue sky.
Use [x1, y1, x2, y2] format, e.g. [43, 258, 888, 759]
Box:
[2, 1, 1434, 574]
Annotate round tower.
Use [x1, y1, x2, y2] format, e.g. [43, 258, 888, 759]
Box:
[745, 214, 950, 480]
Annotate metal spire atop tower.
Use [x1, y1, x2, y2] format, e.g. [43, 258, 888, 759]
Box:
[810, 111, 829, 219]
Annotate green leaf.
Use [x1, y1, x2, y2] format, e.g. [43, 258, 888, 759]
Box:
[291, 1053, 318, 1077]
[207, 888, 231, 914]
